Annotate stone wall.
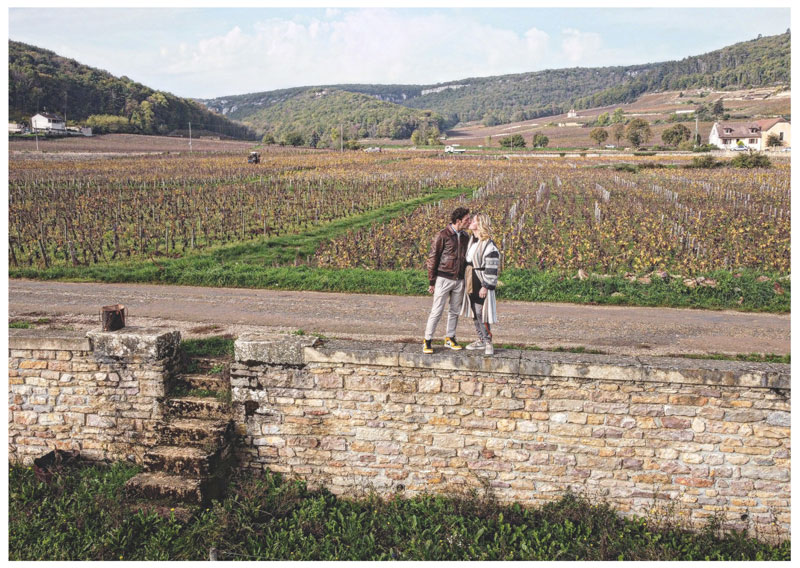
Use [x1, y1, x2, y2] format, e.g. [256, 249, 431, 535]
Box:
[8, 327, 180, 464]
[6, 328, 791, 538]
[231, 335, 790, 538]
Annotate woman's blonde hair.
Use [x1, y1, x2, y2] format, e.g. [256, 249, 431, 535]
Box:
[473, 213, 492, 241]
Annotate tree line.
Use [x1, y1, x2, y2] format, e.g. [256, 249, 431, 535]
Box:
[8, 41, 257, 139]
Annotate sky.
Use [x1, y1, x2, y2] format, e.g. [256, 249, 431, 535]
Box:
[5, 3, 794, 99]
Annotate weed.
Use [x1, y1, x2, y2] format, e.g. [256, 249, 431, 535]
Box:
[8, 464, 790, 561]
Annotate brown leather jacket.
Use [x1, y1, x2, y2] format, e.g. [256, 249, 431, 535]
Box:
[427, 225, 469, 286]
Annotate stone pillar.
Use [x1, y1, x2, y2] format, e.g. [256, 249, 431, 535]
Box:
[8, 327, 181, 465]
[85, 327, 182, 460]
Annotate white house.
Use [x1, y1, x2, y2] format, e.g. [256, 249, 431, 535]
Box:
[31, 112, 66, 132]
[8, 122, 25, 134]
[709, 119, 791, 151]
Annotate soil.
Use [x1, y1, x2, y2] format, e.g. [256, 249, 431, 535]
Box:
[8, 279, 790, 358]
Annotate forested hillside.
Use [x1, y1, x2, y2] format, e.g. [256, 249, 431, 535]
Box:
[8, 41, 256, 139]
[246, 89, 444, 146]
[201, 31, 789, 134]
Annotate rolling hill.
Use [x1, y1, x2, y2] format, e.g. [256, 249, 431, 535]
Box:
[199, 31, 790, 140]
[8, 41, 257, 139]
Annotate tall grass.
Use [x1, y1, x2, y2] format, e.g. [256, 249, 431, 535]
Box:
[9, 463, 790, 561]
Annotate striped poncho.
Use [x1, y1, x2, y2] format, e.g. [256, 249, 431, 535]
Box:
[459, 236, 500, 324]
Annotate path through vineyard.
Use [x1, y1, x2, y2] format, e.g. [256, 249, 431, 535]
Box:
[8, 279, 789, 357]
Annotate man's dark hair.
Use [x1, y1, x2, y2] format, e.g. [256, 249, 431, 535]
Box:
[450, 207, 470, 224]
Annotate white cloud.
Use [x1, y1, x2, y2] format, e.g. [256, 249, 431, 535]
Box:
[156, 9, 553, 96]
[560, 28, 604, 65]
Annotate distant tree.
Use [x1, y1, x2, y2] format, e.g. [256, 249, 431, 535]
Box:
[283, 131, 304, 146]
[611, 108, 625, 124]
[500, 134, 526, 148]
[625, 118, 652, 148]
[766, 133, 784, 147]
[596, 112, 610, 127]
[712, 98, 725, 117]
[262, 132, 275, 145]
[589, 128, 609, 146]
[531, 133, 549, 148]
[483, 112, 502, 127]
[661, 123, 692, 146]
[611, 123, 626, 145]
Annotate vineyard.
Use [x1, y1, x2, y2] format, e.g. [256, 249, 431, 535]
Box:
[318, 157, 790, 275]
[8, 148, 790, 310]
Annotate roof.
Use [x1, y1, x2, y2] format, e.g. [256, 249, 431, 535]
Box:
[714, 122, 766, 139]
[33, 112, 64, 121]
[755, 118, 788, 131]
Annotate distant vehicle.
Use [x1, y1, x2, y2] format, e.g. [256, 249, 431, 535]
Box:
[445, 145, 466, 154]
[248, 151, 260, 163]
[604, 144, 616, 149]
[731, 146, 750, 152]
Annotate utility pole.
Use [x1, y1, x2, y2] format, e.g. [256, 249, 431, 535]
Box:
[695, 115, 699, 147]
[340, 124, 343, 152]
[189, 121, 192, 153]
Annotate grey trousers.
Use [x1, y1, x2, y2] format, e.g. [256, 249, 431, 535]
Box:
[472, 302, 492, 343]
[424, 276, 464, 340]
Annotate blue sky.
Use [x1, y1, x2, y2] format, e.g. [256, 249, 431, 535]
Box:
[7, 4, 792, 99]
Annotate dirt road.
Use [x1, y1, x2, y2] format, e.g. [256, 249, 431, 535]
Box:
[8, 279, 789, 357]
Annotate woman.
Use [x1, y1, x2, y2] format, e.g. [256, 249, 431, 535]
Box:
[460, 213, 500, 356]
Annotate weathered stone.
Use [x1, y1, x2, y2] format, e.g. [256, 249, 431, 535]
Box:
[88, 327, 180, 360]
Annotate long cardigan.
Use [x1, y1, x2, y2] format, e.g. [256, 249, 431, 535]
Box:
[460, 235, 500, 324]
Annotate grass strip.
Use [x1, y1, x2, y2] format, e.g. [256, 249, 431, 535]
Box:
[9, 463, 789, 561]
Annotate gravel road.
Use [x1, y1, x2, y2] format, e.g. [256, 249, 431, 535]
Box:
[8, 279, 790, 357]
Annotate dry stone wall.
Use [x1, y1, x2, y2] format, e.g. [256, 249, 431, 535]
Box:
[231, 335, 790, 538]
[6, 328, 791, 538]
[8, 327, 180, 464]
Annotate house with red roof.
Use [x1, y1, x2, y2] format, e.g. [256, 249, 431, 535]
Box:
[709, 118, 790, 151]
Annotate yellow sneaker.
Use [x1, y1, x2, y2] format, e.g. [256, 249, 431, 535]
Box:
[444, 337, 463, 350]
[423, 339, 434, 354]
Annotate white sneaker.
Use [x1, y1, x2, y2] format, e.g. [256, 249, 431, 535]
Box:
[484, 342, 494, 356]
[466, 340, 485, 350]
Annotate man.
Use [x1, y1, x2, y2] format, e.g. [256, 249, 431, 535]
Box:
[423, 207, 470, 353]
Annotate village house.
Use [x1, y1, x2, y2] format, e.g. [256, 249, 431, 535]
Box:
[8, 122, 25, 134]
[30, 112, 66, 132]
[709, 118, 790, 151]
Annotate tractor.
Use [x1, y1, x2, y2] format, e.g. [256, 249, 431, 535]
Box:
[248, 151, 260, 164]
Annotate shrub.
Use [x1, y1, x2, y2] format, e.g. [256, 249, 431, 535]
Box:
[730, 152, 772, 169]
[687, 155, 722, 169]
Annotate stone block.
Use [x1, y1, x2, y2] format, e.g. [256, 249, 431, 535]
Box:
[86, 414, 117, 428]
[418, 377, 442, 393]
[88, 327, 180, 360]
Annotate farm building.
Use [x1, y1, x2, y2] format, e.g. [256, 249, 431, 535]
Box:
[31, 112, 66, 132]
[8, 122, 25, 134]
[709, 118, 790, 151]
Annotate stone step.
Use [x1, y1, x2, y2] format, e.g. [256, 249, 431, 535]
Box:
[165, 396, 231, 419]
[126, 472, 206, 505]
[157, 418, 233, 448]
[144, 445, 230, 477]
[178, 373, 229, 392]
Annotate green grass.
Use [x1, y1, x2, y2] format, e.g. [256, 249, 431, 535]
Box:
[10, 321, 32, 329]
[9, 463, 789, 561]
[180, 337, 235, 358]
[674, 352, 790, 364]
